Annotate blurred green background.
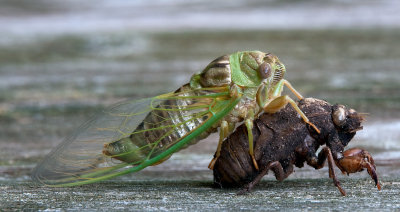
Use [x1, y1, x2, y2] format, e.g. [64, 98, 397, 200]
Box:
[1, 0, 400, 210]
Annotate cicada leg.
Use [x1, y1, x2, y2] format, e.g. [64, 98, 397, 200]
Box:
[238, 161, 294, 195]
[306, 147, 346, 196]
[283, 79, 303, 100]
[208, 111, 260, 170]
[245, 111, 259, 170]
[264, 95, 320, 134]
[208, 120, 231, 169]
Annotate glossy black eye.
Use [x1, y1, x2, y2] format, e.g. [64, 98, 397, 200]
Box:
[258, 62, 272, 79]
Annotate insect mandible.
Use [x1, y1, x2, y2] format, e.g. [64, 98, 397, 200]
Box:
[32, 51, 319, 186]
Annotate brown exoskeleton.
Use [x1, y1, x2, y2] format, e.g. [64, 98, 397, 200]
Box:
[213, 98, 381, 196]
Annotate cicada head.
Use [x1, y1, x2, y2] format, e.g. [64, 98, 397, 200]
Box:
[331, 104, 364, 147]
[250, 52, 287, 105]
[237, 51, 286, 85]
[259, 53, 286, 85]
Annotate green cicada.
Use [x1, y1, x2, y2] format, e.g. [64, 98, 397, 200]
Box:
[32, 51, 319, 186]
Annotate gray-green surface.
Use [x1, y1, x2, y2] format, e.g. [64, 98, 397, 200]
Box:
[1, 0, 400, 211]
[1, 178, 399, 211]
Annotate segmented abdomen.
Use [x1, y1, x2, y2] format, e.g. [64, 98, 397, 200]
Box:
[212, 121, 262, 187]
[103, 84, 215, 164]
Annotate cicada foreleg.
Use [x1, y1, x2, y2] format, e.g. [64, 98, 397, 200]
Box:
[264, 95, 320, 133]
[282, 79, 303, 100]
[262, 80, 320, 133]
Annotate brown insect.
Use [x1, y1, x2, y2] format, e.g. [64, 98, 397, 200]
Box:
[213, 98, 381, 195]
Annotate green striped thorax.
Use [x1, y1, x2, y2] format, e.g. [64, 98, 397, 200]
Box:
[190, 50, 286, 101]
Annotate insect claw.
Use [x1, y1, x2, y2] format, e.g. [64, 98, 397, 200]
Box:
[237, 187, 251, 195]
[308, 122, 320, 134]
[336, 148, 381, 191]
[377, 182, 382, 191]
[251, 155, 259, 170]
[208, 157, 217, 170]
[337, 183, 347, 196]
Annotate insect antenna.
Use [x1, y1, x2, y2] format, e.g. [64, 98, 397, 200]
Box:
[350, 112, 368, 122]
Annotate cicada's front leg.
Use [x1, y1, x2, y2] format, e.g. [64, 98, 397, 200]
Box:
[283, 79, 303, 100]
[264, 95, 320, 133]
[262, 80, 320, 133]
[336, 148, 381, 190]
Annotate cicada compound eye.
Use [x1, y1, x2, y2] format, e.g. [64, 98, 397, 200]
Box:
[258, 62, 272, 79]
[332, 106, 346, 127]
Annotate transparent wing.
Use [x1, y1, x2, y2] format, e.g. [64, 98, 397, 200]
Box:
[32, 86, 240, 186]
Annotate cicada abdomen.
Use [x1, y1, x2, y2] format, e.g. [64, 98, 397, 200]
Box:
[102, 84, 215, 164]
[102, 56, 233, 165]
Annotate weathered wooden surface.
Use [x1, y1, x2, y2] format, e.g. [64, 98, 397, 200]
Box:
[1, 0, 400, 211]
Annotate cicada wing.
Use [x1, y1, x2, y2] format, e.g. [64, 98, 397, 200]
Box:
[31, 98, 153, 186]
[32, 86, 239, 186]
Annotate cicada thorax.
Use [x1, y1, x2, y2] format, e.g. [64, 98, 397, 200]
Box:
[196, 52, 265, 125]
[195, 55, 232, 88]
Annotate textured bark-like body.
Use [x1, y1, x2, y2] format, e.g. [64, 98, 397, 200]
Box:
[213, 98, 374, 194]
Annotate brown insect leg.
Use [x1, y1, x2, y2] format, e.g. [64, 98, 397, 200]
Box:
[307, 146, 346, 196]
[336, 148, 381, 190]
[237, 161, 290, 195]
[364, 162, 381, 190]
[282, 79, 303, 100]
[263, 95, 320, 134]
